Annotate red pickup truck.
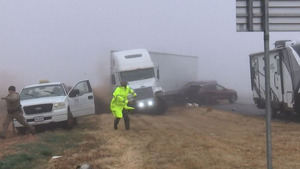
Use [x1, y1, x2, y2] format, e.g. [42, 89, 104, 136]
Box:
[179, 81, 238, 105]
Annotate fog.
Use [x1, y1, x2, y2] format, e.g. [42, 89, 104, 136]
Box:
[0, 0, 300, 101]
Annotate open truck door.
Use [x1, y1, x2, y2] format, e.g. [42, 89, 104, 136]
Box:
[68, 80, 95, 117]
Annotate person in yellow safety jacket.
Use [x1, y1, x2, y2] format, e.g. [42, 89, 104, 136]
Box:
[110, 81, 136, 130]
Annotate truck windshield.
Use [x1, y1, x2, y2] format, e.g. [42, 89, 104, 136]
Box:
[120, 68, 155, 82]
[20, 85, 66, 100]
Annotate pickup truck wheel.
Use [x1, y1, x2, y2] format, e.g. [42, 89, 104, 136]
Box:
[16, 127, 26, 135]
[229, 95, 237, 104]
[64, 109, 75, 129]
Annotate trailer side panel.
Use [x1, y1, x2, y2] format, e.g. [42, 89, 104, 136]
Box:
[149, 52, 199, 92]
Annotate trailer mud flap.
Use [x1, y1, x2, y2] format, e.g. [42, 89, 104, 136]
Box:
[294, 93, 300, 114]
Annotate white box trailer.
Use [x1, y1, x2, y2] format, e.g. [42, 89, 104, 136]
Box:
[250, 41, 300, 115]
[150, 51, 199, 93]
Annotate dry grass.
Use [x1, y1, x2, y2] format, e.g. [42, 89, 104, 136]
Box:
[1, 104, 300, 169]
[45, 107, 300, 169]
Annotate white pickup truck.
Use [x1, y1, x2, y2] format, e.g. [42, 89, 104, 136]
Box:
[14, 80, 95, 132]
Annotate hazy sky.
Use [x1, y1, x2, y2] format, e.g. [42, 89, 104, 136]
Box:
[0, 0, 300, 97]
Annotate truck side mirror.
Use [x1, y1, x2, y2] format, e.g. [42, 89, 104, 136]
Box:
[69, 89, 80, 97]
[112, 75, 116, 85]
[157, 69, 160, 80]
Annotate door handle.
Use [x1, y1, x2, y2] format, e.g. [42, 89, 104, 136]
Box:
[88, 96, 94, 100]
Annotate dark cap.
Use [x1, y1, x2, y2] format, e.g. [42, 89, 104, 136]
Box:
[120, 81, 128, 87]
[8, 86, 16, 91]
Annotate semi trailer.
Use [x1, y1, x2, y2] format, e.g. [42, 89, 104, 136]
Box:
[250, 40, 300, 116]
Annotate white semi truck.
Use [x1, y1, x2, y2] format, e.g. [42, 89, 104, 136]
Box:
[111, 49, 198, 112]
[250, 40, 300, 116]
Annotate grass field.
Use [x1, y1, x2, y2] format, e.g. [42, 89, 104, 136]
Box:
[0, 121, 91, 169]
[1, 107, 300, 169]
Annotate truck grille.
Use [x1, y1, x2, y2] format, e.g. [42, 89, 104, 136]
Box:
[23, 104, 53, 115]
[134, 87, 154, 100]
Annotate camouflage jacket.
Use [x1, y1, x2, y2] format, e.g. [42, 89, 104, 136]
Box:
[3, 93, 21, 113]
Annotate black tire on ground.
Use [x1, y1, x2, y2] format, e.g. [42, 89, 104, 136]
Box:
[63, 109, 76, 129]
[256, 103, 262, 109]
[156, 98, 168, 114]
[16, 127, 26, 135]
[256, 100, 265, 109]
[73, 118, 78, 125]
[294, 94, 300, 114]
[272, 109, 279, 119]
[271, 102, 282, 119]
[229, 95, 237, 104]
[284, 111, 292, 117]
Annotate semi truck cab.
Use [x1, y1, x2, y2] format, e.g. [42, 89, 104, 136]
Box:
[111, 49, 164, 111]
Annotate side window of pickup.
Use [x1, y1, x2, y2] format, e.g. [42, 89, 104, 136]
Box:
[216, 85, 224, 91]
[73, 81, 91, 96]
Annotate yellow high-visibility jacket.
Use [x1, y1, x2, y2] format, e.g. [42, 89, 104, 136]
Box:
[110, 85, 136, 118]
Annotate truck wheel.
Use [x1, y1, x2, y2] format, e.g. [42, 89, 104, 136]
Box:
[64, 109, 75, 129]
[16, 127, 26, 135]
[156, 98, 168, 114]
[256, 99, 265, 109]
[229, 95, 237, 104]
[284, 111, 292, 117]
[272, 109, 279, 119]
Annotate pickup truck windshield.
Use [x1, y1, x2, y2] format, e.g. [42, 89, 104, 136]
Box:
[120, 68, 155, 82]
[20, 85, 66, 100]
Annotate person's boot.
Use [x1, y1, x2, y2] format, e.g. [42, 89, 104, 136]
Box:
[0, 133, 6, 139]
[114, 118, 120, 130]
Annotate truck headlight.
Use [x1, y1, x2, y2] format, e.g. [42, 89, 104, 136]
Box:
[138, 102, 145, 108]
[148, 100, 154, 106]
[53, 102, 66, 110]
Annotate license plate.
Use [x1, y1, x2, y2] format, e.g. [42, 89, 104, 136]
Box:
[34, 116, 44, 122]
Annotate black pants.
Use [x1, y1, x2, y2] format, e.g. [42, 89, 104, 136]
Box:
[114, 111, 130, 130]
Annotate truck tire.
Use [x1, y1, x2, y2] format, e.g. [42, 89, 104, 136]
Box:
[256, 99, 265, 109]
[271, 110, 278, 119]
[156, 98, 168, 114]
[63, 109, 76, 129]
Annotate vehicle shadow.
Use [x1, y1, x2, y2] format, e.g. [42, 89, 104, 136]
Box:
[33, 122, 69, 133]
[272, 112, 300, 123]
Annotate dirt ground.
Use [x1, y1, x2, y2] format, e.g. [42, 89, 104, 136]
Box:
[0, 104, 38, 159]
[40, 107, 300, 169]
